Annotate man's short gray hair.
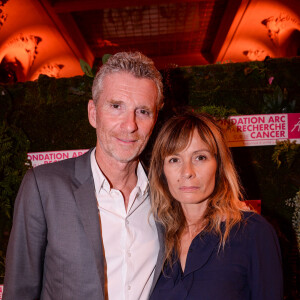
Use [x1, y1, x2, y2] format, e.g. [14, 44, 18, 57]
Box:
[92, 51, 163, 109]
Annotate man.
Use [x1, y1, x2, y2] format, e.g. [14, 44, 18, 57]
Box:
[3, 52, 165, 300]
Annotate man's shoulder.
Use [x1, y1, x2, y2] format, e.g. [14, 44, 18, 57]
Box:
[32, 149, 92, 178]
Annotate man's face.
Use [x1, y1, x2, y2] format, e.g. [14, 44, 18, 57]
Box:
[88, 72, 158, 164]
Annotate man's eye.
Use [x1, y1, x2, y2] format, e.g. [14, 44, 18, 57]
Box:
[111, 104, 120, 109]
[139, 109, 150, 115]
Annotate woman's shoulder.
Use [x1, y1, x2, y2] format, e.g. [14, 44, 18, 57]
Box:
[238, 211, 277, 239]
[241, 210, 269, 224]
[241, 210, 266, 223]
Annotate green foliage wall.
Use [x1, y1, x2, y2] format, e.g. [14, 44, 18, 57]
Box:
[1, 75, 96, 152]
[0, 122, 30, 282]
[0, 57, 299, 297]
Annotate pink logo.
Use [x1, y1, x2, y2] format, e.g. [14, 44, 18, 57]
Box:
[288, 113, 300, 139]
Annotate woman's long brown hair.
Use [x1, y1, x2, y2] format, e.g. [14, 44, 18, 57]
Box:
[149, 112, 248, 267]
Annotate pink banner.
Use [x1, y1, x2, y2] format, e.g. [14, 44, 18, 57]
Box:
[26, 114, 300, 167]
[218, 113, 300, 147]
[27, 149, 88, 168]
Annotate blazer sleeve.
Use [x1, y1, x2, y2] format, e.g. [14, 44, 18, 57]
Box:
[3, 169, 47, 300]
[247, 216, 283, 300]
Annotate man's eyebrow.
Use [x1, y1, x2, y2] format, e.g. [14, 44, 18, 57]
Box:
[108, 99, 124, 105]
[138, 105, 151, 110]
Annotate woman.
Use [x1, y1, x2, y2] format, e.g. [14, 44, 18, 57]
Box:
[149, 112, 283, 300]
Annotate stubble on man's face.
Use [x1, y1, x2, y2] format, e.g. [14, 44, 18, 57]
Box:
[89, 72, 158, 165]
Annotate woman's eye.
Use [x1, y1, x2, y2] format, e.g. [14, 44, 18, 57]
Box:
[169, 157, 179, 163]
[196, 155, 206, 161]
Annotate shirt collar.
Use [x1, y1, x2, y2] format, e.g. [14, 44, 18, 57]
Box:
[90, 148, 149, 196]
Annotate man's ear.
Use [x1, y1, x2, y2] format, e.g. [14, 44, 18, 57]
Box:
[88, 100, 96, 128]
[159, 102, 164, 110]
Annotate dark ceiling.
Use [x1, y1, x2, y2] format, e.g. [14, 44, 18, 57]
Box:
[1, 0, 298, 81]
[44, 0, 239, 68]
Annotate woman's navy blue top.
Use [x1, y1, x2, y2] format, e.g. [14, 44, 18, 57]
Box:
[150, 212, 283, 300]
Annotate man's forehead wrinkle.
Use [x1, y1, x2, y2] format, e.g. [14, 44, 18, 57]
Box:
[99, 72, 158, 113]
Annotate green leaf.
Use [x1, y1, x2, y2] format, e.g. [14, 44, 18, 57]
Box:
[102, 54, 112, 65]
[79, 59, 94, 78]
[272, 140, 300, 168]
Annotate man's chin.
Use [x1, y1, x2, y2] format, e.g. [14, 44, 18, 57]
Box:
[111, 151, 141, 164]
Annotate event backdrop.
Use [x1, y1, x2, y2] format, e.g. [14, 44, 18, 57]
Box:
[1, 57, 299, 298]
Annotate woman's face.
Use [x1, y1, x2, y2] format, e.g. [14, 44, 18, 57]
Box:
[163, 129, 217, 210]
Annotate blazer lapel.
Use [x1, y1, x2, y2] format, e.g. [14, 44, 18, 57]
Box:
[73, 149, 105, 297]
[183, 231, 219, 277]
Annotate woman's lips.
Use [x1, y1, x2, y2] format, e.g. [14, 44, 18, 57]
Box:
[179, 186, 199, 192]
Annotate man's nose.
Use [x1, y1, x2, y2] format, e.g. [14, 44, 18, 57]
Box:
[122, 111, 138, 132]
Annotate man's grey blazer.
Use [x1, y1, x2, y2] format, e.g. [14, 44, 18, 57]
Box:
[3, 149, 165, 300]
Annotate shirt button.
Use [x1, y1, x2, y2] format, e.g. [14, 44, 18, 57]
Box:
[128, 285, 131, 290]
[128, 252, 131, 257]
[126, 220, 129, 225]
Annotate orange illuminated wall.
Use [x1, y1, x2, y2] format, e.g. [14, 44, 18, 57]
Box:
[213, 0, 299, 63]
[0, 0, 92, 82]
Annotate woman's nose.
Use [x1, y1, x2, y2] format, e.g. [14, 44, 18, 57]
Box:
[181, 162, 195, 179]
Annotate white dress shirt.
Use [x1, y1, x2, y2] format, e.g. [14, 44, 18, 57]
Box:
[90, 149, 159, 300]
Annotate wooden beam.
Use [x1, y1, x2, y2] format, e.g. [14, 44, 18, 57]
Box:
[53, 0, 207, 14]
[58, 12, 95, 65]
[38, 0, 94, 66]
[211, 0, 251, 63]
